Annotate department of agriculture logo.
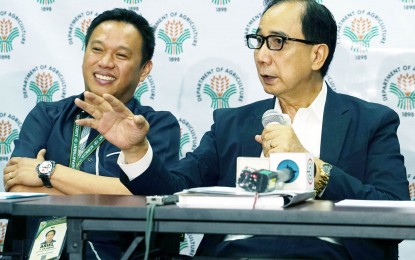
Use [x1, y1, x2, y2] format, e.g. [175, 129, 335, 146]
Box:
[178, 118, 198, 159]
[179, 233, 203, 257]
[22, 65, 67, 104]
[212, 0, 231, 12]
[68, 11, 99, 51]
[244, 12, 261, 44]
[401, 0, 415, 10]
[124, 0, 142, 3]
[154, 12, 198, 62]
[0, 114, 22, 162]
[36, 0, 55, 12]
[0, 11, 26, 59]
[382, 65, 415, 117]
[133, 75, 156, 102]
[123, 0, 142, 11]
[324, 75, 337, 92]
[337, 10, 387, 60]
[196, 67, 244, 109]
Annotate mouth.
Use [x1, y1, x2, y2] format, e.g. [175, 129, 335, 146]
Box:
[260, 73, 278, 85]
[94, 73, 116, 82]
[260, 73, 277, 83]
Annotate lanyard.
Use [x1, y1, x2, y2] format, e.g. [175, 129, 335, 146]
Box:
[69, 113, 105, 170]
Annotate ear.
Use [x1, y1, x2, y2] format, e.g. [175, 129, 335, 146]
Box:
[139, 60, 153, 82]
[310, 44, 329, 72]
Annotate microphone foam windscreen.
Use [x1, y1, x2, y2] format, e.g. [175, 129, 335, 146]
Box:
[262, 109, 285, 127]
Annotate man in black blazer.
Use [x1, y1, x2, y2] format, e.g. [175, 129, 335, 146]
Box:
[75, 0, 409, 259]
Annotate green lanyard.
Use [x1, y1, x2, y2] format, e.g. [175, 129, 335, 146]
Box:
[69, 113, 105, 170]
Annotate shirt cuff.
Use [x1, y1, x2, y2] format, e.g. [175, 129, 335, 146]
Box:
[117, 143, 153, 181]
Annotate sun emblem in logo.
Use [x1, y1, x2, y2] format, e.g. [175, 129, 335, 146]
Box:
[389, 73, 415, 110]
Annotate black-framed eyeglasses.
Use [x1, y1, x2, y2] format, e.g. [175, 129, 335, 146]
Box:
[246, 34, 317, 51]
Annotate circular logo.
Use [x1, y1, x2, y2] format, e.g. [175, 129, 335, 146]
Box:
[276, 159, 299, 183]
[178, 118, 198, 159]
[337, 9, 387, 60]
[67, 11, 99, 50]
[381, 65, 415, 117]
[155, 12, 198, 62]
[134, 75, 156, 102]
[0, 11, 27, 59]
[0, 113, 22, 162]
[196, 67, 244, 109]
[22, 65, 67, 104]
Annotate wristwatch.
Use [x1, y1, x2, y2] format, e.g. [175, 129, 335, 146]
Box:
[36, 160, 56, 188]
[314, 162, 332, 196]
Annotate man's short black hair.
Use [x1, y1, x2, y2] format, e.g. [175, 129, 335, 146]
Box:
[45, 229, 56, 236]
[263, 0, 337, 77]
[84, 8, 155, 66]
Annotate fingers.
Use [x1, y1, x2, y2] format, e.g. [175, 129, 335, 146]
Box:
[75, 92, 105, 117]
[102, 93, 130, 114]
[254, 135, 263, 144]
[133, 115, 149, 130]
[3, 171, 15, 192]
[37, 149, 46, 160]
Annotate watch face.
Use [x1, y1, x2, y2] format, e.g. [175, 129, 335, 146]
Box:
[322, 163, 332, 175]
[39, 161, 53, 174]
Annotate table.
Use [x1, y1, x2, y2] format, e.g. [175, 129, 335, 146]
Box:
[6, 194, 415, 259]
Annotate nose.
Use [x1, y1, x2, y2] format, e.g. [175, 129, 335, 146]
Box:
[255, 43, 272, 65]
[98, 53, 115, 68]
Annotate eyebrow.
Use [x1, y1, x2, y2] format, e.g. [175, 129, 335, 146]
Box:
[89, 40, 133, 53]
[256, 28, 288, 37]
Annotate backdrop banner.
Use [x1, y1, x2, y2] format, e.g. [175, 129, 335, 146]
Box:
[0, 0, 414, 194]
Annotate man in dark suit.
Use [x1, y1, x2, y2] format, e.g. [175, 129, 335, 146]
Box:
[75, 0, 409, 259]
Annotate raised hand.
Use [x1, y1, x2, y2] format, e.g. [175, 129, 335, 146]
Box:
[75, 91, 149, 162]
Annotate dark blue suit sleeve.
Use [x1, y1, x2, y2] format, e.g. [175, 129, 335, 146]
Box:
[121, 111, 222, 195]
[12, 103, 53, 158]
[146, 111, 180, 168]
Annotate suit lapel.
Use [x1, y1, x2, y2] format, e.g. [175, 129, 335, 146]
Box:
[320, 87, 351, 164]
[241, 98, 275, 157]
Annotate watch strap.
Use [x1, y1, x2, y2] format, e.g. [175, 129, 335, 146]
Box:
[39, 175, 53, 188]
[314, 162, 332, 196]
[36, 160, 56, 188]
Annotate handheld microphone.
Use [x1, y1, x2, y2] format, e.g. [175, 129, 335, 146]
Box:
[261, 109, 291, 127]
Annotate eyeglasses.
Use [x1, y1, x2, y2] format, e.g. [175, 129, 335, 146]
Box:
[246, 34, 317, 51]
